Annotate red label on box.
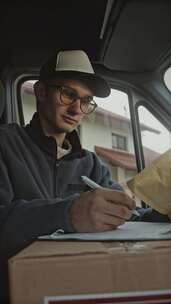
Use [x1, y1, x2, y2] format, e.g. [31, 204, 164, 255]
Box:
[44, 290, 171, 304]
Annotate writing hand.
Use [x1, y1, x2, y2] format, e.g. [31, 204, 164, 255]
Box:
[69, 188, 135, 232]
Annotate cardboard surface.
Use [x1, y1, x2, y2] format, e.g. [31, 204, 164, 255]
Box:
[8, 240, 171, 304]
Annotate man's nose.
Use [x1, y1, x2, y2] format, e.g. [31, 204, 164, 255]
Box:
[69, 99, 82, 114]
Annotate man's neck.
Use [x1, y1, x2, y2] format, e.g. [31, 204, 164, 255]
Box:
[52, 133, 66, 147]
[44, 130, 66, 147]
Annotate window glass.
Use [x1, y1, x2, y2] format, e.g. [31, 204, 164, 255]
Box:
[21, 80, 36, 124]
[164, 67, 171, 92]
[20, 81, 138, 193]
[112, 133, 127, 150]
[138, 106, 171, 167]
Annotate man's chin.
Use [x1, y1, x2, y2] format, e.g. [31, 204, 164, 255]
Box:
[64, 126, 75, 133]
[56, 125, 75, 134]
[55, 118, 78, 133]
[62, 120, 78, 132]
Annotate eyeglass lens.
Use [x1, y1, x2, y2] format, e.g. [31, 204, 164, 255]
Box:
[60, 87, 96, 114]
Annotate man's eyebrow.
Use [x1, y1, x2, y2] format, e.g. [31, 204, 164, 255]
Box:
[60, 84, 93, 98]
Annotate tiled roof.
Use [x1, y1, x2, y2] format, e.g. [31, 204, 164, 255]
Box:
[95, 146, 160, 171]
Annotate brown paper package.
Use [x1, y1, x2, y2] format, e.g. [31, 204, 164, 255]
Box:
[127, 148, 171, 214]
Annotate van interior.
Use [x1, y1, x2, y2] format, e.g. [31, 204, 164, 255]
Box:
[1, 0, 171, 303]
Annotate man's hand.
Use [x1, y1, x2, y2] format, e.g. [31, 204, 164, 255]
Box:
[69, 188, 135, 232]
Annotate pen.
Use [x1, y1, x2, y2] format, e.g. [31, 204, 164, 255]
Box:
[81, 175, 140, 217]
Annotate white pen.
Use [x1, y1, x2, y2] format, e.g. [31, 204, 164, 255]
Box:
[81, 175, 140, 217]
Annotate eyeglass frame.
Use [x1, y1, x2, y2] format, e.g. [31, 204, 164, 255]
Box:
[44, 83, 98, 114]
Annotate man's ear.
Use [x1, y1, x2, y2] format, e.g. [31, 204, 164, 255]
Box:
[34, 81, 47, 102]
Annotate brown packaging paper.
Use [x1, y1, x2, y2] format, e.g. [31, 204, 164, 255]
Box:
[127, 148, 171, 215]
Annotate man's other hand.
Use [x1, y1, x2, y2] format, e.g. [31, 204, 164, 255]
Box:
[69, 188, 135, 232]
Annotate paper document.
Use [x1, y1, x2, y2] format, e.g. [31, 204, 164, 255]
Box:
[39, 222, 171, 241]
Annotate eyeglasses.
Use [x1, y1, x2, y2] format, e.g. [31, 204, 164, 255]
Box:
[46, 84, 97, 114]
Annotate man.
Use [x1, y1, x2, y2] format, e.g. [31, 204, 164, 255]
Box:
[0, 49, 170, 303]
[0, 50, 135, 257]
[0, 49, 170, 258]
[0, 49, 134, 303]
[1, 49, 171, 253]
[0, 51, 135, 257]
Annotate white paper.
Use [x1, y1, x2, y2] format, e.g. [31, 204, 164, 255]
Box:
[39, 222, 171, 241]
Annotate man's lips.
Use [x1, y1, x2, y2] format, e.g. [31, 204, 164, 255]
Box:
[62, 115, 78, 124]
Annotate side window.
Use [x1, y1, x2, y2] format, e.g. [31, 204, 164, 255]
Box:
[21, 81, 36, 124]
[138, 106, 171, 167]
[164, 66, 171, 92]
[20, 80, 137, 192]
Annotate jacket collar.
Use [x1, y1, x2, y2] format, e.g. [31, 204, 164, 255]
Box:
[24, 112, 82, 157]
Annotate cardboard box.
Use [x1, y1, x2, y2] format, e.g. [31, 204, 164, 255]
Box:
[8, 240, 171, 304]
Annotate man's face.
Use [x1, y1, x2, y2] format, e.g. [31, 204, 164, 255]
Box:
[37, 79, 93, 135]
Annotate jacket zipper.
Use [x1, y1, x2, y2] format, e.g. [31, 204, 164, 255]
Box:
[54, 159, 62, 197]
[54, 142, 60, 197]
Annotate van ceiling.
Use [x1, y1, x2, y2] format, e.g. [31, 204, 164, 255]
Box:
[103, 0, 171, 72]
[0, 0, 171, 73]
[0, 0, 107, 70]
